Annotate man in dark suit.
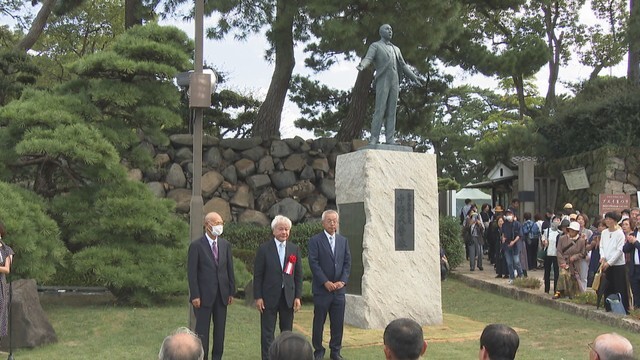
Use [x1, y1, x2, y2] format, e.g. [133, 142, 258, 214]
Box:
[187, 212, 236, 360]
[308, 210, 351, 360]
[254, 215, 303, 360]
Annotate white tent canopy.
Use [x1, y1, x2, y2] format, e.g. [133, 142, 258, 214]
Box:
[456, 188, 491, 215]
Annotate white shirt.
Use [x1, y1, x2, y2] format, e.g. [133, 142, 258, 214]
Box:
[600, 228, 625, 266]
[205, 233, 217, 249]
[543, 227, 560, 257]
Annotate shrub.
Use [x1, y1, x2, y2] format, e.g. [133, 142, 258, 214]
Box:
[52, 181, 189, 306]
[0, 182, 67, 282]
[439, 216, 464, 270]
[224, 222, 324, 271]
[301, 258, 312, 281]
[569, 291, 598, 306]
[513, 277, 542, 289]
[302, 280, 313, 302]
[233, 257, 252, 291]
[233, 248, 256, 273]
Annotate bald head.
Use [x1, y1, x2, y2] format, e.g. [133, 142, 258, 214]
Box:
[592, 333, 633, 360]
[159, 327, 204, 360]
[205, 212, 222, 225]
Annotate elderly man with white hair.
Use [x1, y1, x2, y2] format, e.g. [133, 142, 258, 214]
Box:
[253, 215, 303, 360]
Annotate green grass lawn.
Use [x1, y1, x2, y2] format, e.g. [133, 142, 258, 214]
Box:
[12, 279, 640, 359]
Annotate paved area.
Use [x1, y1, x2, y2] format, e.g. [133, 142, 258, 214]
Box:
[450, 257, 640, 333]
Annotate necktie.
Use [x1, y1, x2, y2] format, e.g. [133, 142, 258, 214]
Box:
[278, 242, 285, 269]
[329, 235, 335, 255]
[212, 240, 218, 264]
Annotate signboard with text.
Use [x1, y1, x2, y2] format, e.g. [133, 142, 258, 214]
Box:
[562, 167, 590, 190]
[599, 194, 630, 216]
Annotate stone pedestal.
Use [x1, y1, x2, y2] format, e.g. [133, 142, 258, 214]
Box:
[335, 149, 442, 329]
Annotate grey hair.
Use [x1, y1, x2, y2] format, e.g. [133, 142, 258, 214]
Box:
[594, 333, 633, 359]
[321, 210, 339, 221]
[158, 327, 204, 360]
[271, 215, 292, 230]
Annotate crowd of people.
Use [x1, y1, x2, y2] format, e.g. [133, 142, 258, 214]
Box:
[461, 199, 640, 314]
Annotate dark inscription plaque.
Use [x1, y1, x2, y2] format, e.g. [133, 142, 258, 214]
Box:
[338, 202, 365, 296]
[395, 189, 415, 251]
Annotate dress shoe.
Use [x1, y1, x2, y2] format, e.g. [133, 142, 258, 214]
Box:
[478, 267, 483, 271]
[330, 355, 344, 360]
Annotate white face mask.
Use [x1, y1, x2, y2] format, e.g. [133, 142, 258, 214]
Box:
[505, 215, 513, 222]
[210, 225, 223, 237]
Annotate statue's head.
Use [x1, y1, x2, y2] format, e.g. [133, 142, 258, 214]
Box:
[379, 24, 393, 41]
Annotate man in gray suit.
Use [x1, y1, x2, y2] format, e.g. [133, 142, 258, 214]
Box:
[308, 210, 351, 360]
[187, 212, 236, 360]
[356, 24, 422, 145]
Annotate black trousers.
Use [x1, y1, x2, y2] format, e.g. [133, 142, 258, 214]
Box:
[193, 291, 228, 360]
[312, 293, 346, 359]
[543, 255, 559, 294]
[260, 289, 294, 360]
[527, 239, 539, 270]
[604, 265, 630, 313]
[631, 266, 640, 309]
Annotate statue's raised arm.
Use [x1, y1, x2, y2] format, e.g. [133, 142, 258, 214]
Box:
[356, 24, 422, 145]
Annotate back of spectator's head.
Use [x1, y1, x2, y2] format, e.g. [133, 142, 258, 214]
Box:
[268, 331, 313, 360]
[591, 333, 633, 360]
[465, 198, 472, 205]
[158, 327, 204, 360]
[479, 324, 519, 360]
[383, 318, 427, 360]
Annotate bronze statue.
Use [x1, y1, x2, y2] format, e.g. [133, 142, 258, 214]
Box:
[356, 24, 422, 145]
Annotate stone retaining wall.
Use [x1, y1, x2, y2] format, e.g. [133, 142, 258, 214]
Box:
[127, 135, 368, 225]
[537, 147, 640, 215]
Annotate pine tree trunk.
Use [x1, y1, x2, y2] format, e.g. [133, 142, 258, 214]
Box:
[251, 0, 295, 139]
[337, 69, 374, 141]
[125, 0, 143, 29]
[512, 74, 527, 119]
[14, 0, 56, 52]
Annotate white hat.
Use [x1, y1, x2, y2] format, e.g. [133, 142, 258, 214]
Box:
[568, 222, 581, 232]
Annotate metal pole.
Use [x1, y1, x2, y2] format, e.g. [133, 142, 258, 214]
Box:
[188, 0, 205, 330]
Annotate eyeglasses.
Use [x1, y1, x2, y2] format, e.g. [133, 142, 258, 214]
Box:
[324, 219, 338, 224]
[210, 221, 224, 226]
[587, 342, 600, 359]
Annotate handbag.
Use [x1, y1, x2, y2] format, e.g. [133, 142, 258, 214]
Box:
[592, 264, 603, 291]
[606, 293, 626, 315]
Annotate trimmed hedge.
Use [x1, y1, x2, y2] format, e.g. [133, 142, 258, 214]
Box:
[439, 216, 465, 270]
[227, 216, 466, 276]
[224, 222, 324, 258]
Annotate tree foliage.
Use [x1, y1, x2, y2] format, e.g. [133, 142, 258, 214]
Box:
[0, 24, 191, 305]
[30, 0, 124, 84]
[538, 76, 640, 158]
[0, 181, 67, 282]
